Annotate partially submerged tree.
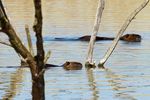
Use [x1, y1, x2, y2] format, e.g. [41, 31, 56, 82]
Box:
[0, 0, 45, 100]
[98, 0, 149, 68]
[85, 0, 105, 68]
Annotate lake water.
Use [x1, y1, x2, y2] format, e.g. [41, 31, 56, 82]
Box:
[0, 0, 150, 100]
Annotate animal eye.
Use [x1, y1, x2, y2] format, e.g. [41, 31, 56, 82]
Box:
[126, 34, 129, 38]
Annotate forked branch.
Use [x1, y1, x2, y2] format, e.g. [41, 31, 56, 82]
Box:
[0, 0, 37, 78]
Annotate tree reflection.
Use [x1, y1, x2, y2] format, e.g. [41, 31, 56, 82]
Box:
[105, 69, 136, 100]
[86, 69, 99, 100]
[2, 67, 24, 99]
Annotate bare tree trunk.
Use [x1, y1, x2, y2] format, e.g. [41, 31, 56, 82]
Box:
[32, 0, 45, 100]
[0, 0, 45, 100]
[98, 0, 149, 68]
[32, 75, 45, 100]
[33, 0, 45, 70]
[85, 0, 105, 68]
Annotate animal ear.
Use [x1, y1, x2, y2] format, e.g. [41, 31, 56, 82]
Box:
[65, 61, 70, 65]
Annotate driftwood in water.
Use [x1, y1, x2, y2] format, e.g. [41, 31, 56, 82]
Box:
[98, 0, 149, 68]
[86, 0, 105, 68]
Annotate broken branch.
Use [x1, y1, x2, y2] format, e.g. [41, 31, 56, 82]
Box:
[86, 0, 105, 67]
[98, 0, 149, 68]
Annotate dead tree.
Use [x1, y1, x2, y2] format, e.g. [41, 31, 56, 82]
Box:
[0, 0, 45, 100]
[85, 0, 105, 68]
[98, 0, 149, 68]
[32, 1, 45, 100]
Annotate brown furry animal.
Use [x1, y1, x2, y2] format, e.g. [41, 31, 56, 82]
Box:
[62, 61, 82, 70]
[54, 34, 141, 42]
[120, 34, 141, 42]
[79, 34, 141, 42]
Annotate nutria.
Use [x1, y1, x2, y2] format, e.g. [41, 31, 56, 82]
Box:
[45, 61, 83, 70]
[54, 34, 141, 42]
[21, 60, 82, 70]
[62, 61, 82, 70]
[120, 34, 141, 42]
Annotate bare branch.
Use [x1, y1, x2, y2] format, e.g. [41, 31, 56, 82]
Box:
[25, 24, 34, 56]
[0, 0, 37, 77]
[44, 50, 51, 64]
[98, 0, 149, 67]
[86, 0, 105, 67]
[0, 0, 8, 19]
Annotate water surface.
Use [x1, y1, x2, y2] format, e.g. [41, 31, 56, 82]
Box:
[0, 0, 150, 100]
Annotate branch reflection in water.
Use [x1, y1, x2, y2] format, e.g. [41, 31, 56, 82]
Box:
[2, 67, 24, 99]
[105, 69, 136, 100]
[86, 69, 99, 100]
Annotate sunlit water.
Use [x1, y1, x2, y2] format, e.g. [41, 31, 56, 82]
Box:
[0, 0, 150, 100]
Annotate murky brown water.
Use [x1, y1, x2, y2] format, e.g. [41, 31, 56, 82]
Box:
[0, 0, 150, 99]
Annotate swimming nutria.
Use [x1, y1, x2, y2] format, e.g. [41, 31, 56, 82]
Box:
[21, 60, 82, 70]
[62, 61, 82, 70]
[45, 61, 83, 70]
[79, 34, 141, 42]
[120, 34, 141, 42]
[54, 34, 141, 42]
[45, 61, 82, 70]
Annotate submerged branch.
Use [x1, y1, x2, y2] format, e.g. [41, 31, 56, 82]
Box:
[98, 0, 149, 67]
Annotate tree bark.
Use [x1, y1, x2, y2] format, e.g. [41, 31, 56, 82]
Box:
[33, 0, 45, 70]
[98, 0, 149, 67]
[32, 75, 45, 100]
[32, 0, 45, 100]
